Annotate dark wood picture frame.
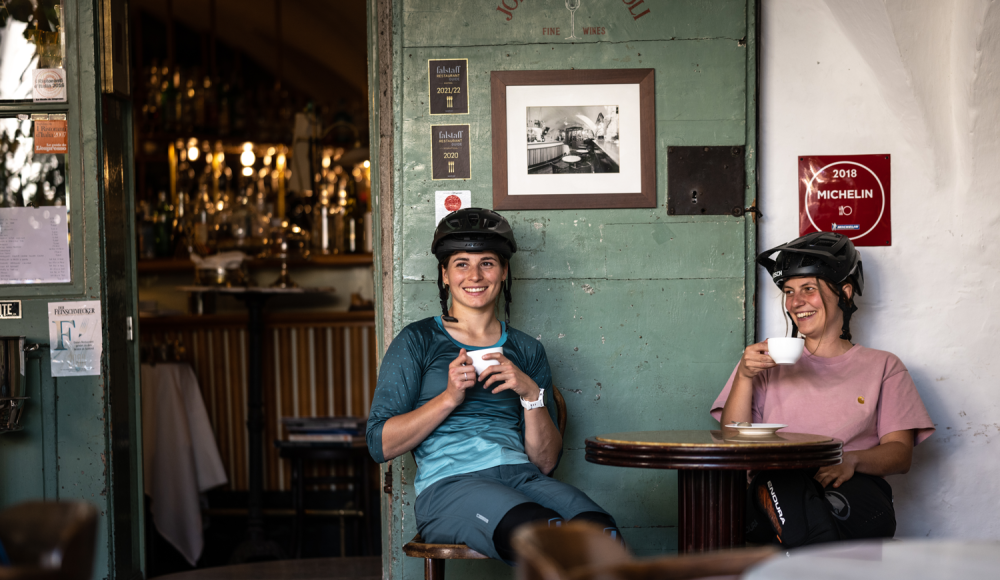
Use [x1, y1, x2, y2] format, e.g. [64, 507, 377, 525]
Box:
[491, 68, 656, 210]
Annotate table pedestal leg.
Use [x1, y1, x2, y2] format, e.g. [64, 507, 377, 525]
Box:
[230, 293, 284, 563]
[678, 469, 745, 553]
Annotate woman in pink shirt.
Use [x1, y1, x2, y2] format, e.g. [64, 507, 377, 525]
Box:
[711, 232, 934, 547]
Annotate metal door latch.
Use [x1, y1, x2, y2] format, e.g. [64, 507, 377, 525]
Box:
[731, 205, 763, 218]
[383, 467, 393, 495]
[127, 316, 133, 341]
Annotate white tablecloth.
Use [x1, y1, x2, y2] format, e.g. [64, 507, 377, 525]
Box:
[141, 363, 228, 566]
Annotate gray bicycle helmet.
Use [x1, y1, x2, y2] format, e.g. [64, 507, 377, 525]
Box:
[757, 232, 864, 340]
[432, 208, 517, 323]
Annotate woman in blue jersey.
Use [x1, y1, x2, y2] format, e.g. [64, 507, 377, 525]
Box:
[366, 208, 621, 564]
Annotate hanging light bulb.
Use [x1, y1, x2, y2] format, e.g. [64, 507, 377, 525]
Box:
[240, 142, 256, 167]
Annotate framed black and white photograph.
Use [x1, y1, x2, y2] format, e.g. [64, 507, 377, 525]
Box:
[491, 69, 655, 210]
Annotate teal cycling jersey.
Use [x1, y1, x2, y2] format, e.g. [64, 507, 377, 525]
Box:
[366, 317, 557, 495]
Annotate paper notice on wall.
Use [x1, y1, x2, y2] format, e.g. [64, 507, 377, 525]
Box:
[32, 68, 67, 103]
[435, 190, 471, 226]
[48, 300, 102, 377]
[0, 207, 70, 284]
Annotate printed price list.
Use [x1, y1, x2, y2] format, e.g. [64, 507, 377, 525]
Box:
[0, 207, 71, 284]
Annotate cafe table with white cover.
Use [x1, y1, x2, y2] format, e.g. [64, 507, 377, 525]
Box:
[141, 363, 228, 566]
[742, 539, 1000, 580]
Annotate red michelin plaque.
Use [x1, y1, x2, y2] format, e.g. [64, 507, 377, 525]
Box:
[798, 154, 891, 246]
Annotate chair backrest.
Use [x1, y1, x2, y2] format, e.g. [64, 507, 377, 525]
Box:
[512, 521, 630, 580]
[0, 501, 99, 580]
[512, 521, 778, 580]
[552, 385, 567, 438]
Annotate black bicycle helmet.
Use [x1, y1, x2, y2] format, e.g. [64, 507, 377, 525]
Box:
[757, 232, 864, 340]
[432, 208, 517, 324]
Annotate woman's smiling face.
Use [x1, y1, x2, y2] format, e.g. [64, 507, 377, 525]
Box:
[783, 276, 847, 338]
[442, 251, 507, 313]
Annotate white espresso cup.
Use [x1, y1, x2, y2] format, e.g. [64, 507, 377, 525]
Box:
[468, 347, 503, 376]
[767, 337, 805, 365]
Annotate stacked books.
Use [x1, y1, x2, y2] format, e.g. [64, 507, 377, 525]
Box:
[282, 416, 366, 446]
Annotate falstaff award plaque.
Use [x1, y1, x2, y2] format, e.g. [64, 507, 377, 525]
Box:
[431, 124, 471, 180]
[428, 59, 469, 115]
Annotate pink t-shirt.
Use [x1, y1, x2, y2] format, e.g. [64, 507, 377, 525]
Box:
[710, 345, 934, 452]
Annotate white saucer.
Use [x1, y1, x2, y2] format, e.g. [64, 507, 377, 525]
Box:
[729, 423, 788, 436]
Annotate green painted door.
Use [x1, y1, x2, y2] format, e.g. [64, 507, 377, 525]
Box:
[370, 1, 757, 577]
[0, 3, 142, 579]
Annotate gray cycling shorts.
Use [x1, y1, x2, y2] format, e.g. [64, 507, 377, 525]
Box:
[414, 462, 609, 561]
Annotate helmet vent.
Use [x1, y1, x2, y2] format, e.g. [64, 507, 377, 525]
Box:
[448, 218, 461, 228]
[468, 213, 480, 226]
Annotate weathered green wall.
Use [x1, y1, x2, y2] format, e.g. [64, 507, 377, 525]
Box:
[379, 1, 756, 577]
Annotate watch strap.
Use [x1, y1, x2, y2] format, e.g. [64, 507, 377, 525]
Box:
[520, 388, 545, 410]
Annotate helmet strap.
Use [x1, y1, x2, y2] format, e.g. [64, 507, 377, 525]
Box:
[503, 271, 513, 325]
[837, 291, 858, 341]
[786, 311, 799, 338]
[438, 268, 458, 322]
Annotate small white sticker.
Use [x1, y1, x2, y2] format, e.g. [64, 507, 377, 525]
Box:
[435, 190, 472, 226]
[32, 68, 67, 103]
[476, 513, 489, 523]
[48, 300, 103, 377]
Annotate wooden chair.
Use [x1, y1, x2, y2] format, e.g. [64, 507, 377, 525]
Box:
[0, 501, 99, 580]
[402, 385, 568, 580]
[512, 521, 779, 580]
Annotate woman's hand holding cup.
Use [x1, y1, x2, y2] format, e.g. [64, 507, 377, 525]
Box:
[478, 352, 540, 402]
[445, 349, 477, 406]
[737, 341, 777, 379]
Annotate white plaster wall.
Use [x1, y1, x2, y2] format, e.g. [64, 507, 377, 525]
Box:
[760, 0, 1000, 539]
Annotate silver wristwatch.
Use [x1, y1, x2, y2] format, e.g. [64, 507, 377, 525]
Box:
[520, 388, 545, 410]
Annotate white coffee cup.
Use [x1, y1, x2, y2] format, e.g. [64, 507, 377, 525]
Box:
[468, 347, 503, 376]
[767, 337, 805, 365]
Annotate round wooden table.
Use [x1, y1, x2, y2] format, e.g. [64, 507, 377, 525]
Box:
[585, 430, 842, 553]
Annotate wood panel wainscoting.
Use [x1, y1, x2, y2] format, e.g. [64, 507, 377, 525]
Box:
[140, 311, 377, 493]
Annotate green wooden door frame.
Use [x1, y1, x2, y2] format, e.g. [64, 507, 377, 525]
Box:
[367, 0, 399, 572]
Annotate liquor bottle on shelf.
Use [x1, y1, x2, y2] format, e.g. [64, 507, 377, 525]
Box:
[202, 75, 218, 133]
[142, 63, 160, 129]
[218, 81, 232, 137]
[191, 183, 217, 256]
[312, 186, 345, 255]
[180, 75, 196, 134]
[136, 200, 156, 260]
[159, 67, 178, 133]
[343, 172, 366, 254]
[153, 190, 175, 258]
[360, 165, 373, 253]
